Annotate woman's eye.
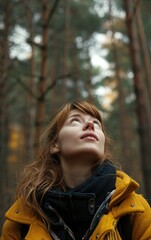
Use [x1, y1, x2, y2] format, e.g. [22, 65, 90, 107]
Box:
[71, 118, 80, 123]
[93, 120, 100, 126]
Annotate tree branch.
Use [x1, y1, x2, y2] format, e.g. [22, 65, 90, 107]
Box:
[26, 38, 43, 49]
[16, 78, 38, 99]
[45, 0, 60, 26]
[133, 0, 141, 17]
[16, 73, 77, 101]
[42, 73, 73, 98]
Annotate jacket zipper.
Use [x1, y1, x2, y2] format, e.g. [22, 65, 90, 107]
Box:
[82, 190, 115, 240]
[46, 190, 115, 240]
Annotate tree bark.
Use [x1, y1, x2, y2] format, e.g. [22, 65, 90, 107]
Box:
[61, 0, 71, 103]
[33, 0, 60, 151]
[23, 0, 36, 161]
[135, 3, 151, 102]
[124, 0, 151, 202]
[108, 0, 133, 172]
[0, 1, 11, 229]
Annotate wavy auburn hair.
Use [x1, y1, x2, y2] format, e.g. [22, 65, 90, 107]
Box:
[16, 101, 112, 228]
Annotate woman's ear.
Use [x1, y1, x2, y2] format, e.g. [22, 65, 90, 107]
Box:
[50, 144, 60, 155]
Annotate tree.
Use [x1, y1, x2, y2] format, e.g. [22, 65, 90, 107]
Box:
[0, 0, 12, 228]
[124, 0, 151, 201]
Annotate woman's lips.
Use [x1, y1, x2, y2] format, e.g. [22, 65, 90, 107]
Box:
[80, 132, 98, 141]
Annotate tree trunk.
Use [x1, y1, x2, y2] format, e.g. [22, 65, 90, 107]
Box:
[61, 0, 71, 103]
[108, 0, 132, 171]
[114, 46, 131, 167]
[72, 47, 81, 100]
[34, 0, 49, 150]
[86, 58, 94, 102]
[135, 4, 151, 102]
[23, 0, 36, 162]
[34, 0, 60, 150]
[124, 0, 151, 202]
[0, 2, 11, 229]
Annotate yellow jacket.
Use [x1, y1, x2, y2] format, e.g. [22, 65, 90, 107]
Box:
[1, 171, 151, 240]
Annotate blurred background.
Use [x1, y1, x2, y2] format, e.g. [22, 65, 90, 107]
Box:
[0, 0, 151, 230]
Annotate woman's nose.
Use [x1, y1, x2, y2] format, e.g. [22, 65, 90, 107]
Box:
[83, 121, 94, 131]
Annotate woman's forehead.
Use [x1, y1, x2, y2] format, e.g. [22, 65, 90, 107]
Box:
[68, 109, 101, 119]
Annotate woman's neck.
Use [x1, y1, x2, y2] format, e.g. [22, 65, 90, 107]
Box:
[61, 161, 93, 188]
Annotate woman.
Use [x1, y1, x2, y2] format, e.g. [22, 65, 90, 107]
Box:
[1, 101, 151, 240]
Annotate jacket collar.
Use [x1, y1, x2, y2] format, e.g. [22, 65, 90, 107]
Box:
[109, 170, 144, 218]
[110, 170, 139, 206]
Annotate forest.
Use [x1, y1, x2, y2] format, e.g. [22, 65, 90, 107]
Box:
[0, 0, 151, 230]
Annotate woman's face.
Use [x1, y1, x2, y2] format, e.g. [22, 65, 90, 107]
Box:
[55, 109, 105, 164]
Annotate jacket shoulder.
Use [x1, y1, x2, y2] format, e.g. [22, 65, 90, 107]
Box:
[1, 219, 21, 240]
[132, 194, 151, 239]
[135, 194, 151, 210]
[1, 199, 51, 240]
[1, 198, 31, 240]
[5, 198, 35, 224]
